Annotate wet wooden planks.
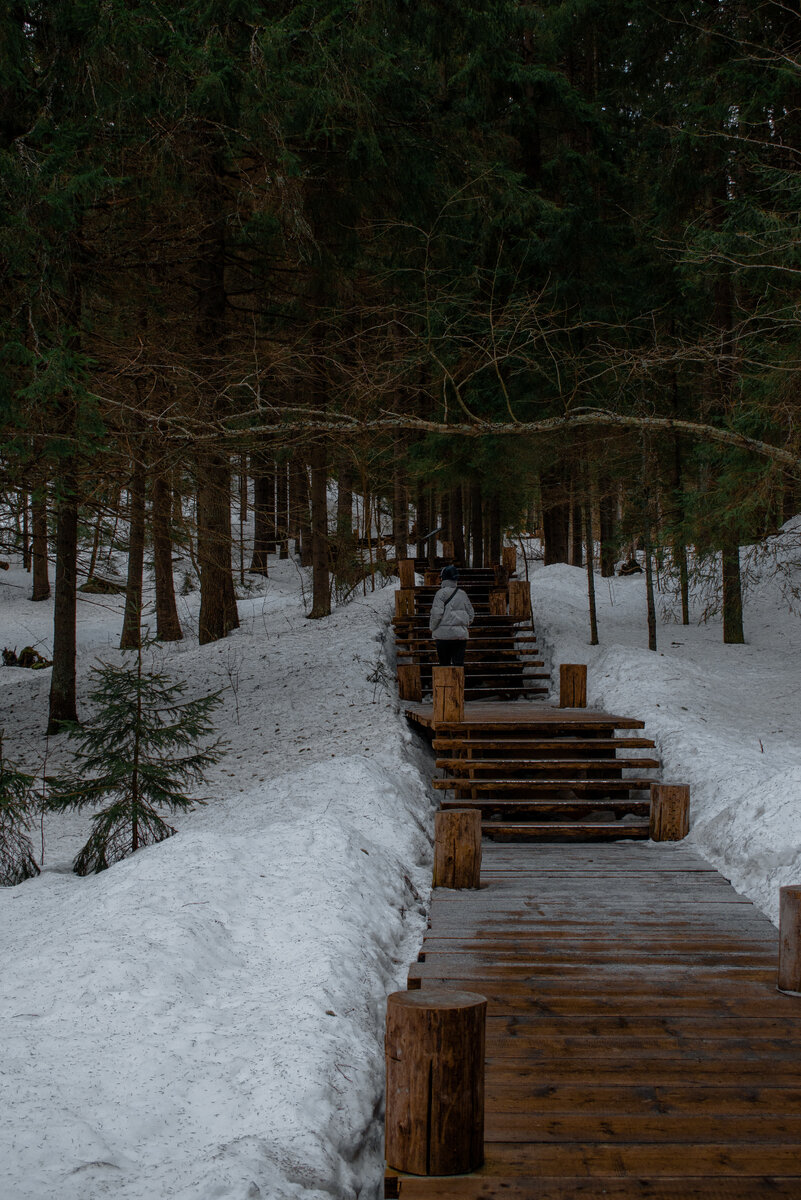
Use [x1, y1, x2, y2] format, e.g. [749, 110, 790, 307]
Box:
[386, 842, 801, 1198]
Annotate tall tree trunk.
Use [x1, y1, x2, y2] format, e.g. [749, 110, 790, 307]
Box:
[197, 455, 239, 645]
[120, 455, 146, 650]
[415, 483, 428, 560]
[250, 460, 274, 575]
[152, 469, 182, 641]
[291, 458, 312, 566]
[20, 488, 30, 570]
[599, 487, 617, 577]
[722, 538, 745, 644]
[451, 485, 465, 566]
[570, 497, 584, 567]
[542, 503, 569, 565]
[47, 478, 78, 732]
[393, 467, 407, 561]
[488, 493, 501, 566]
[469, 481, 483, 568]
[671, 434, 690, 625]
[585, 491, 599, 645]
[308, 442, 330, 618]
[278, 459, 290, 559]
[337, 461, 353, 539]
[31, 485, 50, 601]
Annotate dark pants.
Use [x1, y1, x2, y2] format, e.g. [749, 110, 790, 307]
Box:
[435, 639, 466, 667]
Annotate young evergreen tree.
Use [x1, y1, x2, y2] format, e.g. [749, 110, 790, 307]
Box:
[50, 649, 223, 875]
[0, 736, 41, 886]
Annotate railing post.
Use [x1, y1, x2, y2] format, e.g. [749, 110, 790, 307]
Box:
[433, 808, 482, 888]
[559, 663, 587, 708]
[385, 989, 486, 1175]
[489, 587, 507, 616]
[398, 558, 416, 589]
[432, 666, 464, 727]
[394, 588, 415, 618]
[778, 886, 801, 996]
[650, 783, 690, 841]
[508, 579, 531, 620]
[397, 663, 422, 703]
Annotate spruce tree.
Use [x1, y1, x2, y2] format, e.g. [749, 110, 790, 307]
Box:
[0, 736, 41, 886]
[50, 649, 224, 875]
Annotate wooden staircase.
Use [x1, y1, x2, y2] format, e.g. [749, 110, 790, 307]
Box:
[394, 555, 662, 842]
[394, 566, 548, 703]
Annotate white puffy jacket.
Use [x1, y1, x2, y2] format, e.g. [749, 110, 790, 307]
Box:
[429, 582, 475, 641]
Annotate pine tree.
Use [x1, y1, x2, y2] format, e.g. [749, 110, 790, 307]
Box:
[50, 649, 224, 875]
[0, 735, 41, 886]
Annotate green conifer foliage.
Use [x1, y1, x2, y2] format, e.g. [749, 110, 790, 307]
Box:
[0, 736, 41, 886]
[51, 651, 224, 875]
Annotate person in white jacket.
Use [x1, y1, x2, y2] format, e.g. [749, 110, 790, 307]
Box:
[428, 565, 475, 666]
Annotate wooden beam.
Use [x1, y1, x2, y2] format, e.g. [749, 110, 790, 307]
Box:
[650, 783, 690, 841]
[778, 885, 801, 996]
[385, 989, 486, 1175]
[434, 808, 482, 889]
[432, 666, 465, 727]
[559, 663, 588, 708]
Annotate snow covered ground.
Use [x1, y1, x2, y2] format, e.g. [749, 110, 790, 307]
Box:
[0, 557, 435, 1200]
[527, 520, 801, 923]
[3, 519, 801, 1199]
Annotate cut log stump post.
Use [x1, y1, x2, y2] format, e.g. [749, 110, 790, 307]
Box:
[502, 545, 517, 575]
[385, 989, 486, 1176]
[432, 666, 464, 727]
[508, 579, 531, 620]
[778, 886, 801, 996]
[424, 570, 439, 587]
[489, 588, 507, 616]
[397, 663, 422, 703]
[395, 588, 415, 618]
[559, 663, 587, 708]
[398, 559, 416, 590]
[433, 808, 482, 889]
[650, 783, 690, 841]
[441, 540, 455, 561]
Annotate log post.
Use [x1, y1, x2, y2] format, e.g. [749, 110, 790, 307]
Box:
[508, 579, 531, 620]
[424, 570, 439, 587]
[395, 588, 416, 618]
[778, 886, 801, 996]
[649, 783, 690, 841]
[441, 540, 455, 560]
[398, 558, 416, 589]
[432, 666, 464, 727]
[385, 989, 486, 1176]
[489, 588, 507, 616]
[433, 808, 482, 888]
[397, 663, 422, 702]
[559, 663, 587, 708]
[502, 545, 517, 575]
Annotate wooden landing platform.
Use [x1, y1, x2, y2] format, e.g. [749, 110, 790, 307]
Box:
[404, 700, 645, 733]
[386, 842, 801, 1198]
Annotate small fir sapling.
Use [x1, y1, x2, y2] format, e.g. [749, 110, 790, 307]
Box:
[50, 647, 224, 875]
[0, 735, 41, 885]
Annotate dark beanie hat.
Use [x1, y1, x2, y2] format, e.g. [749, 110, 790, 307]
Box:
[441, 565, 458, 582]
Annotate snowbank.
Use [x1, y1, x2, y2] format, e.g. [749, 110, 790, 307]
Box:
[0, 563, 434, 1200]
[528, 527, 801, 923]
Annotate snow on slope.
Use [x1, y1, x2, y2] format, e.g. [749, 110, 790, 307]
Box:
[0, 562, 434, 1200]
[527, 523, 801, 923]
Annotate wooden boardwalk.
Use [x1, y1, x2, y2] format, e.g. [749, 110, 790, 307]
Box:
[386, 841, 801, 1198]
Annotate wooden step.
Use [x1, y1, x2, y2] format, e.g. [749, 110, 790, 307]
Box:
[439, 797, 651, 813]
[481, 820, 651, 841]
[435, 757, 661, 771]
[433, 777, 655, 792]
[432, 737, 656, 750]
[464, 688, 550, 700]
